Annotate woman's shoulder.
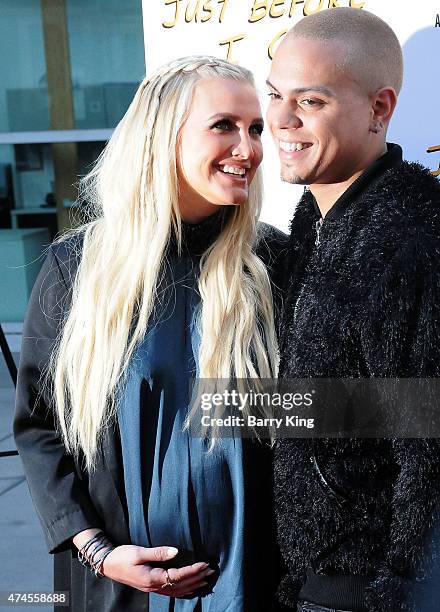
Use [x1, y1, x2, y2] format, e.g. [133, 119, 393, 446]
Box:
[23, 233, 85, 334]
[51, 230, 84, 263]
[49, 230, 85, 287]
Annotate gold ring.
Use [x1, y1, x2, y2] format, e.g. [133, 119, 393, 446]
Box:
[160, 569, 174, 589]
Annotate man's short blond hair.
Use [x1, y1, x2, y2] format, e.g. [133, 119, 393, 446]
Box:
[286, 8, 403, 95]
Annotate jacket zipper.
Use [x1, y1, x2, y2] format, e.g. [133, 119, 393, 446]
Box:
[315, 218, 323, 246]
[293, 217, 324, 323]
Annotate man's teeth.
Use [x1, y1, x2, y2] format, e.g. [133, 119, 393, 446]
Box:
[279, 141, 311, 152]
[221, 165, 246, 175]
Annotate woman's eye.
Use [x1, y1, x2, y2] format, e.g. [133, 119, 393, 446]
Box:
[212, 119, 233, 130]
[267, 92, 281, 100]
[250, 123, 264, 136]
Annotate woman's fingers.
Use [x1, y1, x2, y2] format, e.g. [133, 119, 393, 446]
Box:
[134, 545, 179, 564]
[156, 570, 215, 597]
[157, 567, 216, 595]
[145, 561, 211, 592]
[167, 562, 211, 583]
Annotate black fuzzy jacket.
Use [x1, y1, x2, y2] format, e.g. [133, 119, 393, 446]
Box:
[275, 145, 440, 611]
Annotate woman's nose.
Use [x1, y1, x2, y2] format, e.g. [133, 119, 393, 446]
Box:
[231, 133, 254, 160]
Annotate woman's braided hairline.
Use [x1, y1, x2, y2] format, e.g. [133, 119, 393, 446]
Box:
[145, 55, 250, 88]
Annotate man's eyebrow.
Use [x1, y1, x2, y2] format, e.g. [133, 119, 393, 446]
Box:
[266, 80, 334, 97]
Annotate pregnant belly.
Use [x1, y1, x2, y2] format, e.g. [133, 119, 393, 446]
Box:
[146, 438, 242, 565]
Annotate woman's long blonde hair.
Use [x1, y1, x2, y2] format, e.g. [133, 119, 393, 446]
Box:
[50, 56, 278, 470]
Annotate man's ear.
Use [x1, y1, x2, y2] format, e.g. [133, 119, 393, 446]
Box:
[370, 87, 397, 126]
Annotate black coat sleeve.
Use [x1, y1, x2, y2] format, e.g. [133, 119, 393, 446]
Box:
[360, 234, 440, 611]
[13, 245, 103, 554]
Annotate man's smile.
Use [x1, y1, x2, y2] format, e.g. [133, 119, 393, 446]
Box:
[279, 141, 313, 152]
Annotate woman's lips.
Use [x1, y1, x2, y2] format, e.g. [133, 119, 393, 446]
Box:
[217, 165, 248, 182]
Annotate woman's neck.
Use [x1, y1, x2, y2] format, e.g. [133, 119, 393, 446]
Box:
[179, 199, 222, 224]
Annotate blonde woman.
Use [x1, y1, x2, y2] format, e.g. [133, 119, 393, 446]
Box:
[14, 56, 287, 612]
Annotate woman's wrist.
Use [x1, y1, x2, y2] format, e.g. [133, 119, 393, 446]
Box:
[73, 529, 116, 578]
[72, 527, 102, 550]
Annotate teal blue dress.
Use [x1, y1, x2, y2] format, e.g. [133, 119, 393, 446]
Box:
[118, 212, 282, 611]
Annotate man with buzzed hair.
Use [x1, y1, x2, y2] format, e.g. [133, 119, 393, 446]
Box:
[268, 8, 440, 612]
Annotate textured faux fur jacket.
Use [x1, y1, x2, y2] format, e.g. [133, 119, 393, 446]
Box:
[275, 144, 440, 612]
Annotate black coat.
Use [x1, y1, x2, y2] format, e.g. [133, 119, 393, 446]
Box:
[275, 146, 440, 611]
[14, 220, 288, 612]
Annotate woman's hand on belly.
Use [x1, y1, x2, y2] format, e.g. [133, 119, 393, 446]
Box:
[102, 545, 215, 597]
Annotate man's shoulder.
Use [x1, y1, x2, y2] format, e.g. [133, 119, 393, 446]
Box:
[396, 158, 439, 187]
[357, 161, 439, 272]
[257, 221, 288, 243]
[368, 160, 440, 242]
[378, 160, 440, 216]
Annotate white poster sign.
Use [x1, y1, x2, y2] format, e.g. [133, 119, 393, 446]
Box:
[142, 1, 440, 231]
